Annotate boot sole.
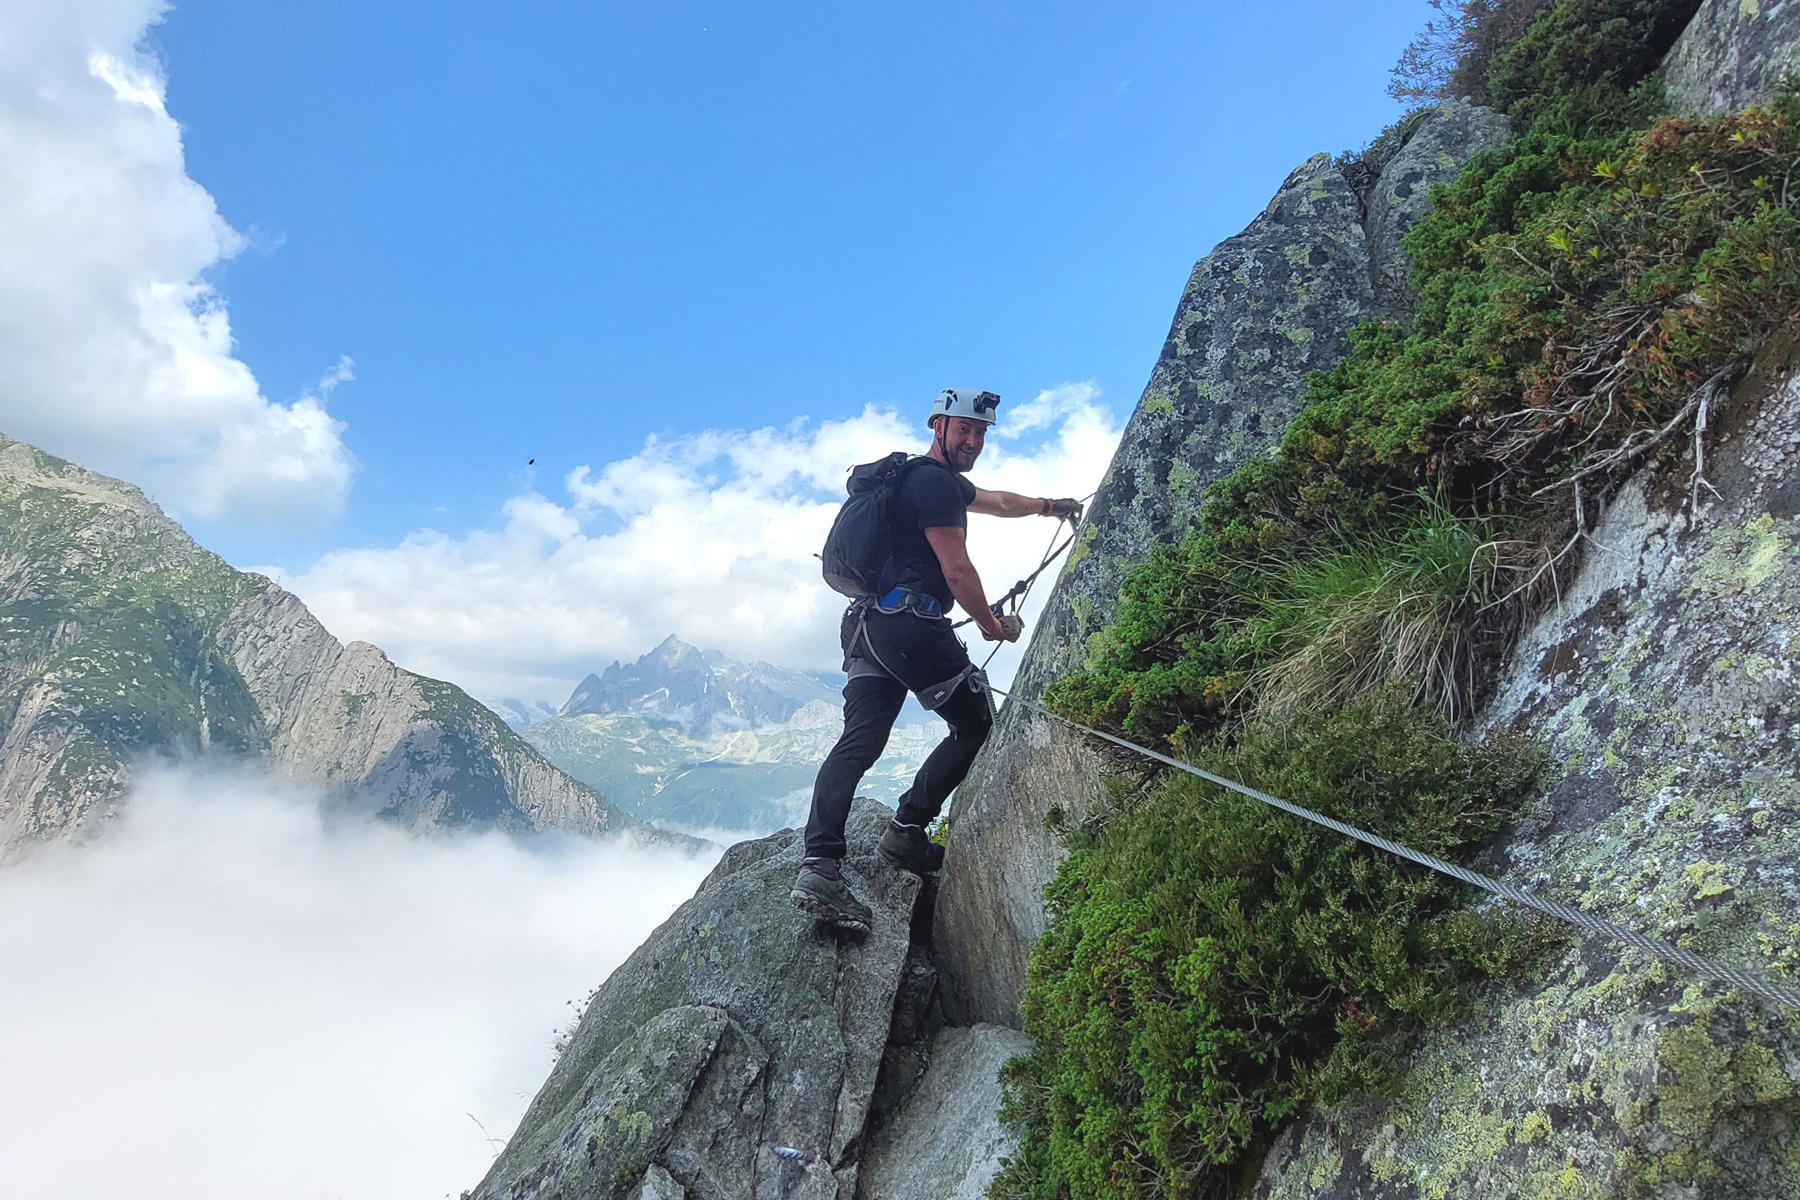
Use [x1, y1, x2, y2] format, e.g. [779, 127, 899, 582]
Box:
[789, 888, 872, 934]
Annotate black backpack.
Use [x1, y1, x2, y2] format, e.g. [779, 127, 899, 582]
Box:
[820, 451, 929, 598]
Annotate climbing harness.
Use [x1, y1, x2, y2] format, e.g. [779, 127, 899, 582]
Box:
[844, 597, 971, 712]
[991, 685, 1800, 1012]
[871, 587, 947, 619]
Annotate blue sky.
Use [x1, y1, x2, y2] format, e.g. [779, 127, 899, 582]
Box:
[1, 0, 1433, 700]
[153, 0, 1427, 562]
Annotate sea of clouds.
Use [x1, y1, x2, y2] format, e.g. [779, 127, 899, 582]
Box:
[0, 7, 1121, 1189]
[0, 764, 718, 1200]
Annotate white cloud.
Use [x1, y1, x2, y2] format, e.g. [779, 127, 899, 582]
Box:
[0, 0, 355, 525]
[0, 762, 716, 1200]
[270, 386, 1124, 704]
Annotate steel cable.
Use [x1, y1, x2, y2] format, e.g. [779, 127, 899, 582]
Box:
[991, 686, 1800, 1011]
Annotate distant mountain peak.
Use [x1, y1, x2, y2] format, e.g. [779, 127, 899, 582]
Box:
[559, 637, 842, 735]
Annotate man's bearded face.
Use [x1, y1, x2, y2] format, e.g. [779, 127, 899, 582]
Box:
[935, 415, 986, 472]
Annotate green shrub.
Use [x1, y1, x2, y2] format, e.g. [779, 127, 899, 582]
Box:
[1482, 0, 1700, 131]
[1004, 5, 1800, 1199]
[994, 701, 1550, 1200]
[1387, 0, 1696, 113]
[1049, 76, 1800, 750]
[1046, 501, 1542, 745]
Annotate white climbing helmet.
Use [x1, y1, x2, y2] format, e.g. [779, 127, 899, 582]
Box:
[929, 388, 1001, 427]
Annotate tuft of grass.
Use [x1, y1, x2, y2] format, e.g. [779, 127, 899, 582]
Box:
[1045, 502, 1544, 747]
[1242, 501, 1546, 725]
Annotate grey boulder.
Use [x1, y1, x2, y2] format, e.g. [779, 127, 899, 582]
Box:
[936, 104, 1513, 1028]
[470, 798, 919, 1200]
[1364, 99, 1512, 319]
[626, 1164, 687, 1200]
[934, 150, 1377, 1026]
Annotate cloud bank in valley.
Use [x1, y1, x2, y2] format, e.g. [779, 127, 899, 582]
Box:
[0, 764, 716, 1200]
[271, 383, 1124, 705]
[0, 1, 355, 524]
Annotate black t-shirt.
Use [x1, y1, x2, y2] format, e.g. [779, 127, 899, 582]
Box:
[889, 459, 979, 608]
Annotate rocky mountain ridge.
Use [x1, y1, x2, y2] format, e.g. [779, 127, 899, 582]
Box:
[561, 635, 844, 736]
[0, 433, 674, 858]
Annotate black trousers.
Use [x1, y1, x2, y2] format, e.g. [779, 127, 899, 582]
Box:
[802, 612, 995, 859]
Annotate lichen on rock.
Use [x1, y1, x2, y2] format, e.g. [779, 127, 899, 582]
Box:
[1664, 0, 1800, 115]
[1251, 342, 1800, 1200]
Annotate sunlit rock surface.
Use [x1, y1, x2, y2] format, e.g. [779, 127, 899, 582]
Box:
[1253, 342, 1800, 1199]
[936, 100, 1513, 1027]
[1665, 0, 1800, 115]
[856, 1023, 1032, 1200]
[1363, 100, 1511, 319]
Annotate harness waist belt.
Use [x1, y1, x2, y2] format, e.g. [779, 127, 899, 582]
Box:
[868, 587, 946, 619]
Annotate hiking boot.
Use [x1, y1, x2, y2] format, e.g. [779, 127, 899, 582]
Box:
[790, 857, 873, 933]
[877, 820, 945, 876]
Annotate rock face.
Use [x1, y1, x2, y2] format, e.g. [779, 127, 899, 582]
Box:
[472, 799, 920, 1200]
[1363, 100, 1512, 318]
[1665, 0, 1800, 115]
[1012, 151, 1373, 702]
[856, 1023, 1033, 1200]
[935, 100, 1512, 1027]
[1252, 342, 1800, 1197]
[0, 432, 662, 857]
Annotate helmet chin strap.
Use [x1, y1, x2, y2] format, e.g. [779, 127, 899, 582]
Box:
[932, 418, 967, 473]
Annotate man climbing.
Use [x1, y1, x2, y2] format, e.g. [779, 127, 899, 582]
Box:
[791, 388, 1083, 931]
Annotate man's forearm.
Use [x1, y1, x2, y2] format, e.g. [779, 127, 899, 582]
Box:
[943, 563, 998, 637]
[984, 490, 1046, 518]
